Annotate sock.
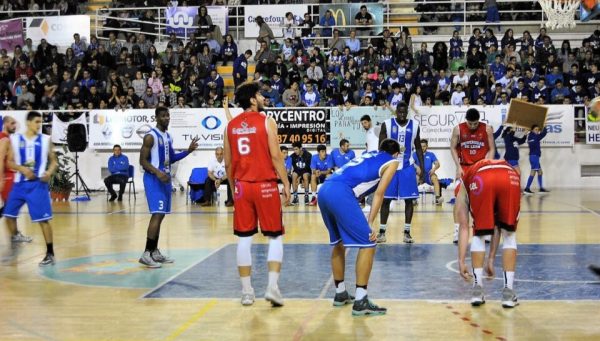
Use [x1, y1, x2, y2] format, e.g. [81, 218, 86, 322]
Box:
[268, 271, 279, 289]
[379, 224, 387, 234]
[454, 223, 459, 234]
[404, 223, 411, 233]
[356, 286, 367, 300]
[145, 238, 156, 252]
[504, 271, 515, 289]
[537, 175, 543, 188]
[335, 280, 346, 294]
[473, 268, 483, 286]
[525, 176, 534, 190]
[46, 243, 54, 255]
[240, 276, 253, 293]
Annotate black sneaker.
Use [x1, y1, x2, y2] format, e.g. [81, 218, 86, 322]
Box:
[108, 194, 117, 202]
[304, 195, 309, 205]
[352, 295, 387, 316]
[523, 189, 533, 195]
[333, 290, 355, 307]
[538, 188, 550, 194]
[291, 195, 298, 205]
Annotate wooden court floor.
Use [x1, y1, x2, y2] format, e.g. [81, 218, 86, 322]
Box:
[0, 189, 599, 340]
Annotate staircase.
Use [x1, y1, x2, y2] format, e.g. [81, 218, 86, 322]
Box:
[87, 0, 112, 35]
[217, 64, 256, 100]
[387, 0, 420, 36]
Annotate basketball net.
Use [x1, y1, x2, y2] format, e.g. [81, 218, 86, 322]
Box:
[539, 0, 580, 29]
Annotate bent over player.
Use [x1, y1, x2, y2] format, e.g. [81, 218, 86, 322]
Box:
[456, 159, 520, 308]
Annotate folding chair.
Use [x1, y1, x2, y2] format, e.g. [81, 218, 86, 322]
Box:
[186, 167, 209, 205]
[127, 165, 136, 201]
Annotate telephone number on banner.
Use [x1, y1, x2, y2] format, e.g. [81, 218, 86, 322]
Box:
[278, 133, 329, 145]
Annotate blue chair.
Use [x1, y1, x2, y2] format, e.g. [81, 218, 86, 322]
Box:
[187, 167, 209, 205]
[105, 165, 136, 201]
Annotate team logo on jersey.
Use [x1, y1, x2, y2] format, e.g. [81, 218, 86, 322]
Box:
[469, 176, 484, 196]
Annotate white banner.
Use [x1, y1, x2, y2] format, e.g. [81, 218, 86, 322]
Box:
[412, 105, 573, 148]
[26, 15, 90, 49]
[165, 6, 228, 38]
[88, 108, 243, 150]
[244, 5, 308, 38]
[51, 113, 87, 144]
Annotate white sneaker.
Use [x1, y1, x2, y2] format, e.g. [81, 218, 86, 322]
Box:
[241, 290, 255, 306]
[139, 251, 162, 268]
[265, 285, 284, 307]
[471, 285, 485, 306]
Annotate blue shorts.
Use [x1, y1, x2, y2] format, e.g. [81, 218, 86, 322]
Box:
[506, 159, 519, 167]
[529, 155, 541, 171]
[317, 182, 375, 248]
[144, 173, 172, 214]
[4, 180, 52, 222]
[384, 166, 419, 200]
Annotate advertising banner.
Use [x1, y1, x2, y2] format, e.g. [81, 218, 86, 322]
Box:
[26, 15, 90, 48]
[244, 5, 308, 38]
[264, 108, 330, 146]
[331, 105, 573, 148]
[0, 110, 28, 134]
[318, 3, 384, 36]
[165, 6, 228, 38]
[585, 105, 600, 144]
[0, 19, 25, 51]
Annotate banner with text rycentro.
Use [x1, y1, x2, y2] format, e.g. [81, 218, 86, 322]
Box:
[88, 108, 243, 150]
[264, 108, 330, 147]
[165, 6, 228, 38]
[330, 105, 574, 149]
[318, 3, 384, 36]
[244, 5, 308, 38]
[26, 15, 90, 49]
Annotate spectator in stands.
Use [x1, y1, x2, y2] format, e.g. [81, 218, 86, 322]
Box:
[468, 28, 484, 51]
[272, 56, 287, 82]
[233, 49, 252, 89]
[452, 67, 469, 90]
[512, 78, 531, 100]
[281, 12, 298, 40]
[255, 16, 274, 46]
[220, 34, 237, 66]
[261, 80, 281, 106]
[320, 10, 336, 46]
[550, 80, 571, 103]
[483, 28, 499, 53]
[517, 30, 534, 61]
[204, 69, 224, 101]
[254, 41, 275, 77]
[466, 46, 486, 70]
[435, 69, 452, 103]
[345, 30, 361, 54]
[449, 30, 463, 59]
[16, 84, 34, 109]
[546, 65, 564, 87]
[159, 84, 177, 108]
[306, 58, 323, 82]
[498, 68, 516, 93]
[283, 81, 302, 107]
[300, 13, 315, 45]
[330, 29, 346, 53]
[355, 5, 373, 36]
[500, 29, 516, 52]
[450, 83, 466, 105]
[484, 0, 500, 31]
[301, 83, 320, 107]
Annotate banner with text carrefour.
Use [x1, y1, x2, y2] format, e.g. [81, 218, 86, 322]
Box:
[244, 5, 308, 38]
[165, 6, 228, 38]
[264, 108, 330, 146]
[331, 105, 573, 148]
[26, 15, 90, 49]
[88, 108, 243, 150]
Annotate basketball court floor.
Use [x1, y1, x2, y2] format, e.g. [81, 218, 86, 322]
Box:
[0, 189, 599, 340]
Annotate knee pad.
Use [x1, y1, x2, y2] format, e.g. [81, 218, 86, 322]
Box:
[236, 236, 253, 267]
[502, 229, 517, 250]
[470, 235, 486, 252]
[267, 235, 283, 263]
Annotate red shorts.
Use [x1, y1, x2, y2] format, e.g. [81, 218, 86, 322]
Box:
[467, 165, 521, 236]
[1, 173, 15, 203]
[233, 180, 284, 237]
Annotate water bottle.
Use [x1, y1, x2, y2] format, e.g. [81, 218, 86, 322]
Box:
[214, 191, 220, 206]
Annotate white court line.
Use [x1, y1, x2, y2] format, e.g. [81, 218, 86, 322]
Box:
[445, 257, 600, 284]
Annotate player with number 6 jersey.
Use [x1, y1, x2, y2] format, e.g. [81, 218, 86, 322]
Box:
[224, 82, 291, 307]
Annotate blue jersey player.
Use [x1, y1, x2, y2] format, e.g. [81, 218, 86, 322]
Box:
[138, 107, 198, 268]
[377, 102, 424, 244]
[318, 139, 400, 316]
[4, 111, 58, 266]
[309, 144, 333, 205]
[524, 124, 549, 194]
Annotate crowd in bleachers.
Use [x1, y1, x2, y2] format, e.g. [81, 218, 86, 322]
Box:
[1, 3, 599, 112]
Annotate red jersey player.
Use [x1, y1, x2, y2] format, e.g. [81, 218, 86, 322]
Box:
[224, 83, 291, 307]
[0, 116, 32, 243]
[450, 108, 495, 243]
[456, 159, 521, 309]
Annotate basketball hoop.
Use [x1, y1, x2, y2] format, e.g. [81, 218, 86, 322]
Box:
[539, 0, 580, 29]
